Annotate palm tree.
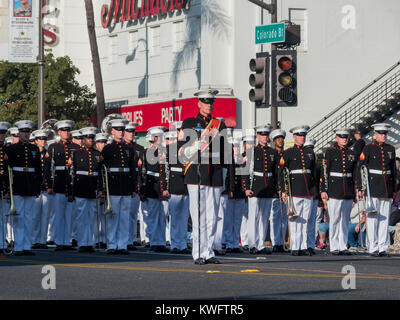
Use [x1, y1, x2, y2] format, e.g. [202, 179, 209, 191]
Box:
[84, 0, 105, 126]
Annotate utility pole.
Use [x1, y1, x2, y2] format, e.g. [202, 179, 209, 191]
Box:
[38, 0, 45, 127]
[84, 0, 106, 127]
[248, 0, 279, 129]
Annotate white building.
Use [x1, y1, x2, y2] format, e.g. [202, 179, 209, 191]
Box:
[93, 0, 400, 147]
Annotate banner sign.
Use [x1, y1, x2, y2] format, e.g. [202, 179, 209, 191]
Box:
[8, 0, 37, 63]
[105, 97, 237, 132]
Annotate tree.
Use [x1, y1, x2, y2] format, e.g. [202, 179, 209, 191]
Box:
[0, 51, 95, 129]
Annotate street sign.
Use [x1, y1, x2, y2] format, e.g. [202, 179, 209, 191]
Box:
[255, 22, 285, 44]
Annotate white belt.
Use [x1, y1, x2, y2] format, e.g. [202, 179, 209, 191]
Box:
[76, 171, 99, 176]
[55, 166, 66, 171]
[291, 169, 311, 174]
[253, 171, 272, 177]
[369, 169, 391, 175]
[147, 171, 159, 177]
[12, 167, 35, 173]
[201, 152, 220, 158]
[330, 172, 352, 178]
[109, 168, 130, 173]
[171, 167, 183, 172]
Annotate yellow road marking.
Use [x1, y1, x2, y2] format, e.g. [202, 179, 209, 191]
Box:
[1, 256, 400, 280]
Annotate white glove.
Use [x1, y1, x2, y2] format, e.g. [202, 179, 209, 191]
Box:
[184, 140, 201, 158]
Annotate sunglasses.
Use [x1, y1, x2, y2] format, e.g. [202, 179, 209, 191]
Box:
[113, 127, 125, 131]
[337, 135, 349, 139]
[59, 128, 71, 132]
[376, 131, 387, 135]
[294, 133, 306, 137]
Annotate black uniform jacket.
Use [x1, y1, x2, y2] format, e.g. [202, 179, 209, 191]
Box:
[0, 143, 9, 194]
[278, 144, 317, 198]
[71, 147, 103, 199]
[179, 113, 229, 187]
[230, 152, 246, 199]
[357, 141, 396, 199]
[167, 142, 187, 195]
[40, 149, 49, 192]
[141, 144, 167, 199]
[5, 142, 41, 197]
[45, 141, 81, 194]
[242, 144, 279, 198]
[126, 141, 143, 194]
[321, 145, 357, 200]
[101, 141, 136, 196]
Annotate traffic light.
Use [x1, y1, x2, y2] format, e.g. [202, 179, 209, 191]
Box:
[271, 50, 297, 107]
[249, 52, 269, 108]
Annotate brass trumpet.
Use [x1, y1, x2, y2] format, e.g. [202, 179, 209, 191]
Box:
[283, 167, 299, 219]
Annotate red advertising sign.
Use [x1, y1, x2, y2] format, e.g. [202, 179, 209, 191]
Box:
[106, 97, 237, 132]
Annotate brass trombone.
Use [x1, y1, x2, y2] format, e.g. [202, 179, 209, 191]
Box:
[283, 167, 299, 219]
[5, 166, 18, 254]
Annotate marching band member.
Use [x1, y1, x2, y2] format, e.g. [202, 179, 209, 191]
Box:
[357, 123, 396, 257]
[304, 139, 318, 255]
[45, 120, 80, 251]
[31, 129, 51, 249]
[141, 126, 169, 252]
[5, 120, 41, 256]
[321, 129, 357, 255]
[244, 124, 277, 255]
[179, 89, 228, 265]
[70, 127, 102, 253]
[0, 122, 10, 253]
[269, 128, 288, 253]
[124, 122, 143, 250]
[101, 118, 137, 255]
[279, 125, 317, 256]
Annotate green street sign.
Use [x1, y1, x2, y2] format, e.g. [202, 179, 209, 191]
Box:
[255, 23, 285, 44]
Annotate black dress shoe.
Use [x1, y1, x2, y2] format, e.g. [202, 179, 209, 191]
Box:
[340, 250, 352, 256]
[170, 248, 179, 253]
[232, 247, 243, 253]
[65, 246, 76, 251]
[291, 250, 299, 256]
[194, 258, 206, 265]
[46, 241, 55, 245]
[206, 257, 221, 264]
[40, 244, 48, 249]
[31, 243, 41, 249]
[71, 239, 78, 248]
[214, 249, 226, 256]
[370, 252, 380, 257]
[273, 245, 285, 253]
[301, 249, 311, 256]
[242, 245, 249, 251]
[379, 251, 391, 257]
[106, 249, 116, 255]
[127, 245, 137, 251]
[55, 245, 63, 251]
[86, 246, 95, 253]
[331, 250, 340, 255]
[100, 243, 107, 249]
[249, 247, 258, 254]
[307, 248, 316, 255]
[178, 248, 191, 254]
[258, 248, 272, 255]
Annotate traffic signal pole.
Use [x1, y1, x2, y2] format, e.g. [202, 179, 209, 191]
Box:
[38, 0, 45, 127]
[248, 0, 279, 129]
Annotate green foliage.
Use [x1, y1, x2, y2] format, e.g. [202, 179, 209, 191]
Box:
[0, 51, 95, 129]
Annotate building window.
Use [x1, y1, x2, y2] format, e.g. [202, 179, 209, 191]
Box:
[128, 30, 139, 55]
[108, 35, 118, 64]
[149, 25, 160, 57]
[173, 21, 184, 52]
[289, 8, 308, 52]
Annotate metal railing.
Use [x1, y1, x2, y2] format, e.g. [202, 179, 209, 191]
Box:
[309, 61, 400, 153]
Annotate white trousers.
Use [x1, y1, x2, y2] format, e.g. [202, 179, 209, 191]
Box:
[288, 197, 312, 251]
[214, 194, 228, 251]
[105, 195, 131, 250]
[307, 199, 319, 249]
[46, 194, 55, 242]
[270, 198, 288, 246]
[128, 195, 140, 244]
[169, 194, 190, 250]
[13, 196, 37, 252]
[162, 200, 170, 243]
[32, 192, 52, 245]
[75, 197, 96, 247]
[141, 198, 166, 246]
[92, 201, 105, 244]
[0, 199, 10, 249]
[248, 197, 272, 251]
[240, 202, 249, 247]
[138, 202, 149, 243]
[224, 198, 247, 249]
[367, 198, 391, 253]
[187, 185, 222, 260]
[327, 198, 353, 252]
[54, 193, 74, 246]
